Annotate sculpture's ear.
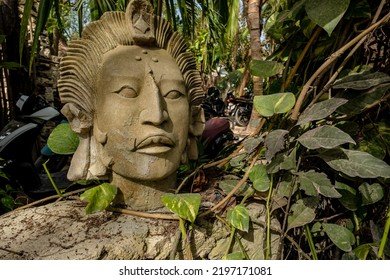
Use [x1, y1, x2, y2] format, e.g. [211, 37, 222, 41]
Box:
[60, 103, 92, 181]
[61, 103, 92, 135]
[189, 105, 205, 137]
[187, 105, 205, 161]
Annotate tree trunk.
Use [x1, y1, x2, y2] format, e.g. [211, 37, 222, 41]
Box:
[0, 0, 31, 128]
[245, 0, 263, 134]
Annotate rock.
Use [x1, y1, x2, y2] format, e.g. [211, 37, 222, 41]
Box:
[0, 200, 281, 260]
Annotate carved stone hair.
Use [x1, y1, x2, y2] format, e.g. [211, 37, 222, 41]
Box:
[58, 0, 204, 115]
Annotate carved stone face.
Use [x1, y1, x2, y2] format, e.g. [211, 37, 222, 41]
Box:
[95, 45, 190, 181]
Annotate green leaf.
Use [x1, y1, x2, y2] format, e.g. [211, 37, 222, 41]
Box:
[0, 62, 22, 70]
[333, 72, 390, 90]
[161, 193, 201, 223]
[1, 196, 15, 211]
[321, 148, 390, 178]
[267, 148, 297, 174]
[305, 0, 350, 36]
[80, 183, 117, 214]
[227, 205, 250, 232]
[19, 0, 34, 64]
[265, 129, 289, 161]
[358, 183, 384, 206]
[47, 123, 79, 155]
[297, 125, 356, 149]
[219, 179, 251, 196]
[254, 92, 295, 117]
[243, 137, 263, 154]
[337, 83, 390, 116]
[298, 170, 341, 198]
[297, 98, 348, 125]
[335, 181, 358, 211]
[323, 223, 355, 252]
[29, 0, 55, 72]
[353, 243, 377, 260]
[249, 60, 284, 78]
[249, 164, 270, 192]
[287, 199, 316, 231]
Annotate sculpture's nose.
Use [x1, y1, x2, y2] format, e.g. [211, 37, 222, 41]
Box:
[139, 74, 169, 126]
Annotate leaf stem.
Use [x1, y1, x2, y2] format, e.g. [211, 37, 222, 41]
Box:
[42, 159, 62, 197]
[378, 204, 390, 259]
[305, 224, 318, 260]
[265, 175, 273, 260]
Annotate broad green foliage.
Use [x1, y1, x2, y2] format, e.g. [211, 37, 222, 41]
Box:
[249, 164, 270, 192]
[227, 205, 250, 232]
[287, 198, 316, 231]
[297, 98, 348, 126]
[249, 60, 284, 78]
[298, 170, 341, 198]
[265, 129, 289, 161]
[47, 123, 79, 155]
[253, 93, 295, 117]
[297, 125, 356, 149]
[322, 223, 355, 252]
[321, 148, 390, 178]
[305, 0, 350, 36]
[161, 193, 201, 223]
[80, 183, 117, 214]
[219, 179, 251, 197]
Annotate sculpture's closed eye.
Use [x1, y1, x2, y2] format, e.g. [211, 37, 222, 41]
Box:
[115, 86, 138, 98]
[164, 90, 183, 99]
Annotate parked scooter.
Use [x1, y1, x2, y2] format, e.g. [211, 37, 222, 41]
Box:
[201, 87, 252, 127]
[225, 91, 253, 127]
[0, 94, 71, 199]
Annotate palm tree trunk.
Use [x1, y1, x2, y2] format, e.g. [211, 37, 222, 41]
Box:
[245, 0, 263, 134]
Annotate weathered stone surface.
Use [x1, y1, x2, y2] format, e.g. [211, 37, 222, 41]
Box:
[0, 200, 281, 260]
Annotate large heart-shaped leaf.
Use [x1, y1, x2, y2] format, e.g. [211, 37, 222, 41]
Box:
[80, 183, 117, 214]
[297, 98, 348, 125]
[298, 170, 341, 198]
[333, 72, 390, 90]
[47, 123, 79, 155]
[323, 223, 355, 252]
[161, 193, 201, 223]
[227, 205, 250, 232]
[265, 129, 289, 161]
[249, 59, 284, 78]
[305, 0, 350, 36]
[254, 92, 295, 117]
[358, 183, 384, 206]
[249, 164, 270, 192]
[335, 181, 358, 211]
[219, 179, 251, 196]
[321, 148, 390, 178]
[287, 199, 316, 231]
[298, 125, 356, 149]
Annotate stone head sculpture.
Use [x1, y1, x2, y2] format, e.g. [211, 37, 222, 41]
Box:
[58, 0, 204, 210]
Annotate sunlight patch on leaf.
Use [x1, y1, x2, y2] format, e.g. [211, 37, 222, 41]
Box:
[80, 183, 117, 214]
[161, 193, 201, 223]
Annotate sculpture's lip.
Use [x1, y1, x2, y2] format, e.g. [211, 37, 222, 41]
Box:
[135, 135, 175, 154]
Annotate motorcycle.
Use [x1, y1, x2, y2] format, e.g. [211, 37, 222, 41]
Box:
[202, 87, 252, 127]
[225, 91, 253, 127]
[0, 94, 72, 199]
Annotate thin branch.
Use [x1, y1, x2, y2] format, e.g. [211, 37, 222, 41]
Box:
[290, 11, 390, 121]
[199, 154, 259, 218]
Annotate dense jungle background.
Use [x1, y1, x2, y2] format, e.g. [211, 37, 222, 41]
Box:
[0, 0, 390, 260]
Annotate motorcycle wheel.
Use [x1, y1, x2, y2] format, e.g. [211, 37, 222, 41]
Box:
[234, 106, 250, 127]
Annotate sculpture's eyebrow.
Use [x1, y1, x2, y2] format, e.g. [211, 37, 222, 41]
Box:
[159, 78, 186, 94]
[107, 76, 142, 93]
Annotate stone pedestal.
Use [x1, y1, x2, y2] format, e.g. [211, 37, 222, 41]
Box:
[0, 200, 281, 260]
